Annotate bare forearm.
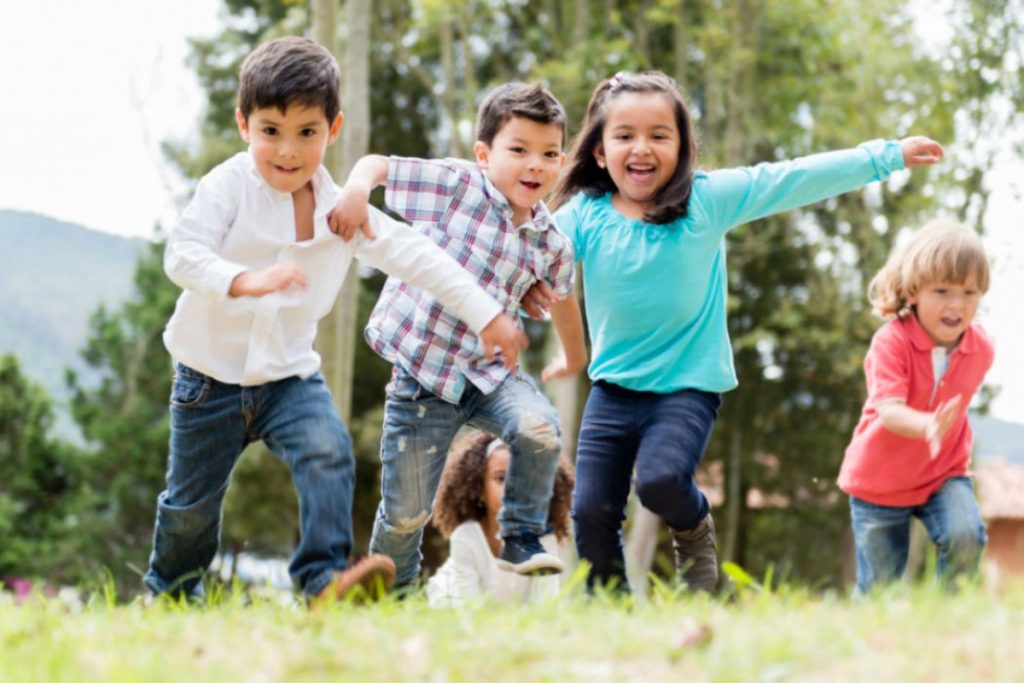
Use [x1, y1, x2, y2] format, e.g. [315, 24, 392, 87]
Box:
[549, 295, 587, 373]
[346, 154, 389, 191]
[877, 401, 929, 440]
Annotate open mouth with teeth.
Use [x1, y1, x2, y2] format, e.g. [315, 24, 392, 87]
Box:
[940, 315, 962, 328]
[626, 163, 656, 180]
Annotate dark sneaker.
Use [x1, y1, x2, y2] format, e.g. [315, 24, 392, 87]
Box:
[497, 533, 565, 576]
[310, 554, 396, 607]
[671, 514, 719, 592]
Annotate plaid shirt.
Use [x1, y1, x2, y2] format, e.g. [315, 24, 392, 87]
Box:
[365, 157, 575, 403]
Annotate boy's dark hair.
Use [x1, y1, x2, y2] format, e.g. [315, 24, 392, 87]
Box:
[551, 71, 698, 225]
[238, 36, 340, 123]
[432, 431, 575, 543]
[476, 82, 567, 147]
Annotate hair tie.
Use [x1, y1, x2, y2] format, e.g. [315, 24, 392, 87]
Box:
[609, 71, 629, 88]
[485, 438, 507, 457]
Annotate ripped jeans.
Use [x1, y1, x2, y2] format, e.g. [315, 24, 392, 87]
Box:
[370, 366, 562, 586]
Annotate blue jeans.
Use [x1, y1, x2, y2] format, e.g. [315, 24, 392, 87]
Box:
[370, 367, 562, 586]
[143, 364, 355, 599]
[850, 476, 987, 593]
[572, 380, 721, 589]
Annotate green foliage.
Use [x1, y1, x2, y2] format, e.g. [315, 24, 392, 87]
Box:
[66, 241, 178, 591]
[0, 356, 82, 580]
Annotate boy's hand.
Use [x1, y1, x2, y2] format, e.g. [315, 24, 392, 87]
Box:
[520, 280, 557, 320]
[479, 314, 528, 370]
[328, 182, 376, 241]
[229, 262, 308, 298]
[924, 394, 962, 458]
[900, 136, 944, 167]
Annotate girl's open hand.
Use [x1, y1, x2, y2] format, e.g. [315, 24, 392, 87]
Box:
[900, 136, 944, 167]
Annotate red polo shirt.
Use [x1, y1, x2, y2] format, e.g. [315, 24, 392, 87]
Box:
[838, 314, 994, 507]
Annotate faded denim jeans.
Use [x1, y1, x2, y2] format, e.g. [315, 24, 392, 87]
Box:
[849, 476, 987, 594]
[370, 367, 562, 586]
[143, 363, 355, 599]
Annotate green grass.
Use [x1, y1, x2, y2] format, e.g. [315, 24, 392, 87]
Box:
[3, 575, 1023, 682]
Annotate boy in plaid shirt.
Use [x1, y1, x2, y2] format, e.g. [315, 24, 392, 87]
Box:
[330, 83, 586, 586]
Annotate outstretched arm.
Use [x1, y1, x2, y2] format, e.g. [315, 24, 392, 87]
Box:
[877, 394, 962, 458]
[702, 136, 943, 232]
[328, 154, 390, 240]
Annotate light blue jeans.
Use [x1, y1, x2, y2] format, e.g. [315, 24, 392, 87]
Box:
[143, 363, 355, 599]
[849, 476, 987, 593]
[370, 367, 562, 586]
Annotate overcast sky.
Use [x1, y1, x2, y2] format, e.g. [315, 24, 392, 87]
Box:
[1, 0, 1020, 423]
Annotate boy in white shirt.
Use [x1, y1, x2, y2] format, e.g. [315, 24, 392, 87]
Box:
[143, 36, 523, 605]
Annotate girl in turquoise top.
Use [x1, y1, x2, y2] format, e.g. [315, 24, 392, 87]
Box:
[546, 71, 943, 592]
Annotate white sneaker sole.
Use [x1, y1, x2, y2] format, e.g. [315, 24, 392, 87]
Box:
[496, 552, 565, 576]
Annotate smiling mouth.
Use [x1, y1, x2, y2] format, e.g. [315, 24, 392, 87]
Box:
[626, 164, 655, 179]
[520, 180, 541, 190]
[941, 316, 962, 327]
[275, 165, 300, 173]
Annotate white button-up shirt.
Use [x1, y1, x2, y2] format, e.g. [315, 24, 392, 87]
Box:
[163, 151, 502, 386]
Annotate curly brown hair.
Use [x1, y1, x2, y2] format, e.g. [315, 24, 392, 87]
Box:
[432, 431, 575, 543]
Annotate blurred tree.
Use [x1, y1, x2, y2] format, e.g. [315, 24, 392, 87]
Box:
[0, 355, 82, 582]
[66, 241, 178, 591]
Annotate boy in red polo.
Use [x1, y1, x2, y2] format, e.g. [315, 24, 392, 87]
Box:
[838, 221, 994, 592]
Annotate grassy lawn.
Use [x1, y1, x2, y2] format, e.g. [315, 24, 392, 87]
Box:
[3, 575, 1022, 682]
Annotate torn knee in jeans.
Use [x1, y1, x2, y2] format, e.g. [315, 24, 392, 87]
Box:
[516, 413, 561, 453]
[390, 510, 432, 534]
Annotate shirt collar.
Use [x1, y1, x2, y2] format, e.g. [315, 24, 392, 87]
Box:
[244, 147, 336, 210]
[475, 164, 555, 234]
[902, 311, 980, 355]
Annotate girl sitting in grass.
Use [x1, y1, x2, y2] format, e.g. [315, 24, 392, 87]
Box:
[838, 221, 993, 592]
[427, 431, 574, 606]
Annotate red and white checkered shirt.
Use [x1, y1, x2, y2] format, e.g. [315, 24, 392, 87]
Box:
[365, 157, 576, 403]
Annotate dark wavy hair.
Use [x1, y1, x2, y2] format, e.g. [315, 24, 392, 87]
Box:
[432, 431, 575, 543]
[551, 71, 698, 224]
[238, 36, 341, 123]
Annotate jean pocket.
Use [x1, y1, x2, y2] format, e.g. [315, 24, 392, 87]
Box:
[171, 367, 210, 407]
[386, 371, 424, 402]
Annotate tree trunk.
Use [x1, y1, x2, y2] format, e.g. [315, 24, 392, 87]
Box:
[625, 502, 661, 599]
[672, 0, 686, 87]
[313, 0, 370, 423]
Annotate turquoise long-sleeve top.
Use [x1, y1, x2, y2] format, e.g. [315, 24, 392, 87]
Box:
[554, 139, 906, 394]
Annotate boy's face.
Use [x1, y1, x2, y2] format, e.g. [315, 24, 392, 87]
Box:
[236, 104, 343, 195]
[473, 116, 564, 225]
[908, 275, 982, 349]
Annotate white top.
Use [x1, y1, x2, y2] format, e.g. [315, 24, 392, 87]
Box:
[426, 521, 561, 607]
[162, 151, 503, 385]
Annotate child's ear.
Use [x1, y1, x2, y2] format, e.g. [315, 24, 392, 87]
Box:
[235, 108, 250, 143]
[593, 143, 606, 169]
[473, 140, 490, 169]
[327, 112, 344, 144]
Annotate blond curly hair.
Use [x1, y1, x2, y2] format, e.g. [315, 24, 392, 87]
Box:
[867, 220, 989, 318]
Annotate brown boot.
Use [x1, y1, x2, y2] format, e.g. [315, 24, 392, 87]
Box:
[310, 554, 396, 607]
[671, 514, 718, 593]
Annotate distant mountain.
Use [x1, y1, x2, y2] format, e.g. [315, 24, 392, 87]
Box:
[0, 210, 145, 425]
[971, 413, 1024, 466]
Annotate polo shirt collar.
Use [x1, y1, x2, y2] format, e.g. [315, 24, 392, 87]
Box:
[903, 310, 980, 355]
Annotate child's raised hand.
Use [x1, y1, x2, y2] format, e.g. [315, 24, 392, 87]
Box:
[924, 394, 963, 458]
[478, 314, 528, 370]
[328, 183, 376, 241]
[900, 136, 944, 168]
[229, 262, 308, 298]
